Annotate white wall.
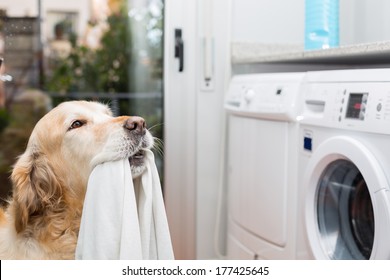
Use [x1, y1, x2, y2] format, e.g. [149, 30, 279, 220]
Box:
[340, 0, 390, 45]
[231, 0, 304, 45]
[231, 0, 390, 46]
[195, 0, 231, 259]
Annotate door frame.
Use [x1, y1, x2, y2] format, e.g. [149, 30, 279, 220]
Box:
[164, 0, 232, 259]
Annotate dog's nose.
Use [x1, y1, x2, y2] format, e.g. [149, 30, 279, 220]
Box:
[124, 117, 146, 133]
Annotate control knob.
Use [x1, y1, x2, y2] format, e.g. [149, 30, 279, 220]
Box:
[244, 88, 255, 104]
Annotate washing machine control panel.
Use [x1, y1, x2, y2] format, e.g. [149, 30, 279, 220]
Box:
[301, 82, 390, 134]
[225, 72, 305, 121]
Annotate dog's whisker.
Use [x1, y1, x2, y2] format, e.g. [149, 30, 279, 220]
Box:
[152, 137, 164, 157]
[148, 123, 164, 132]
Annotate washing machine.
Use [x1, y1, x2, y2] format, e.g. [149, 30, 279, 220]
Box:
[296, 68, 390, 260]
[224, 72, 305, 259]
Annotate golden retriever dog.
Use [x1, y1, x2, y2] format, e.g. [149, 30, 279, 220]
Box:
[0, 100, 154, 259]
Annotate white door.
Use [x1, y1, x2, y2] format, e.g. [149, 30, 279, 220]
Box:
[228, 115, 289, 247]
[304, 136, 390, 259]
[164, 0, 231, 259]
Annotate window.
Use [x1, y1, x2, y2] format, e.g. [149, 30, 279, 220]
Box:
[0, 0, 164, 203]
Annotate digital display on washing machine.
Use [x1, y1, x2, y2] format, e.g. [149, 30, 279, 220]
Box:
[345, 93, 368, 120]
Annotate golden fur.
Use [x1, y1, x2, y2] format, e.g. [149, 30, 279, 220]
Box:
[0, 101, 153, 259]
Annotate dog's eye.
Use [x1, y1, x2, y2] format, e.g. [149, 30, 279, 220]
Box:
[69, 120, 85, 130]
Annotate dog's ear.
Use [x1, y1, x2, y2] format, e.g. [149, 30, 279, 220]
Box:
[11, 150, 64, 233]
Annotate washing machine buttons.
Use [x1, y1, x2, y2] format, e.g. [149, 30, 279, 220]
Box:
[362, 93, 369, 103]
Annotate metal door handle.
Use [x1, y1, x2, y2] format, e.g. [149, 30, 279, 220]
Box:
[174, 29, 184, 72]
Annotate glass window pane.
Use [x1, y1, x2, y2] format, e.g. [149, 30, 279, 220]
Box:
[317, 159, 374, 259]
[0, 0, 164, 204]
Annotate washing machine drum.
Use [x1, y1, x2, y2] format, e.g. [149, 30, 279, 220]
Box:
[317, 159, 374, 259]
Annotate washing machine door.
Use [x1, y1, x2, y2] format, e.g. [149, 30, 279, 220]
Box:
[304, 136, 390, 260]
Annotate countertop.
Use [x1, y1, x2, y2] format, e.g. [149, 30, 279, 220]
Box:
[232, 41, 390, 65]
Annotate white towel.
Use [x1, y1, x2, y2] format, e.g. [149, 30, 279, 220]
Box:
[75, 150, 174, 260]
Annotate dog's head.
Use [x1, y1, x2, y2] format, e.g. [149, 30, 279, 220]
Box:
[10, 101, 154, 232]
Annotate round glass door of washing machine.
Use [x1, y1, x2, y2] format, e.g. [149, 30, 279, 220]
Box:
[304, 136, 390, 260]
[317, 159, 374, 259]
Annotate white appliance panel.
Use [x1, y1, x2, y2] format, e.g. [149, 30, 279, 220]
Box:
[228, 115, 288, 246]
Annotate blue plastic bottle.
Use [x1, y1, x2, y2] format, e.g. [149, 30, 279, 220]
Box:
[305, 0, 339, 50]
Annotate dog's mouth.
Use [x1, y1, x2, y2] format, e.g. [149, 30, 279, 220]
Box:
[129, 149, 145, 166]
[128, 149, 148, 178]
